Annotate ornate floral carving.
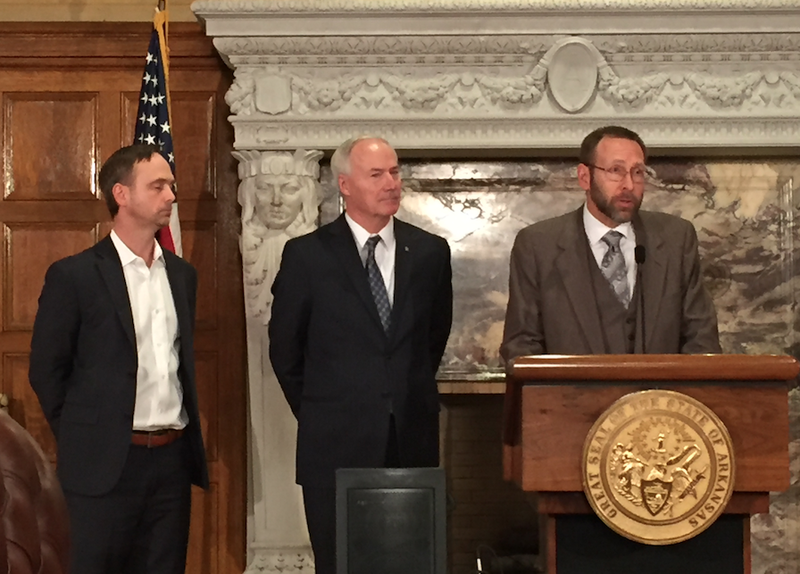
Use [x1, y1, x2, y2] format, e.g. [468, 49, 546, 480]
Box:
[245, 550, 314, 573]
[292, 73, 366, 111]
[596, 68, 800, 111]
[476, 70, 547, 107]
[227, 69, 256, 115]
[598, 68, 672, 109]
[202, 1, 800, 149]
[685, 71, 766, 108]
[228, 117, 800, 151]
[212, 34, 800, 59]
[288, 69, 549, 113]
[214, 36, 552, 59]
[233, 65, 800, 117]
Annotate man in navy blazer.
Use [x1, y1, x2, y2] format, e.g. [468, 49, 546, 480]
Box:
[29, 144, 208, 574]
[269, 136, 453, 574]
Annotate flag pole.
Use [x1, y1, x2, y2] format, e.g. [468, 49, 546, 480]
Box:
[154, 5, 173, 136]
[134, 0, 183, 256]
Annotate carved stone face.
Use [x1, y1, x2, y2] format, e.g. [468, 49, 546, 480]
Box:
[253, 174, 306, 230]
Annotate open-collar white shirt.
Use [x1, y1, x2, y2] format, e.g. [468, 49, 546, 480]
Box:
[110, 230, 187, 431]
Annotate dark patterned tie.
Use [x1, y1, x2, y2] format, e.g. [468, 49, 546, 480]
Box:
[365, 235, 391, 332]
[601, 230, 630, 307]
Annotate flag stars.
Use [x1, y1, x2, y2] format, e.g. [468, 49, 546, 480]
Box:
[136, 32, 174, 190]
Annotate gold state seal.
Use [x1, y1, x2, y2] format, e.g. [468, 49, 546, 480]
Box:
[582, 390, 735, 545]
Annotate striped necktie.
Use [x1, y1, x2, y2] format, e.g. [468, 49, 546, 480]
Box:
[365, 235, 391, 332]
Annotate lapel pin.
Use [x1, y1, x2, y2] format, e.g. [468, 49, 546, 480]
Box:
[405, 246, 409, 252]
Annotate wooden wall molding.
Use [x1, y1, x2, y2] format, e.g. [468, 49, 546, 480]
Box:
[0, 22, 220, 69]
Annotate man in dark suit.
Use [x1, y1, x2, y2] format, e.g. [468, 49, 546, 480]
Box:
[269, 136, 453, 574]
[29, 144, 208, 574]
[501, 125, 721, 363]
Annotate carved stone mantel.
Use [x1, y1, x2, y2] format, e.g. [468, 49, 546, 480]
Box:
[194, 0, 800, 152]
[191, 1, 800, 572]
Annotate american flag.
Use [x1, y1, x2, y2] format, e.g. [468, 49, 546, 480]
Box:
[134, 9, 182, 256]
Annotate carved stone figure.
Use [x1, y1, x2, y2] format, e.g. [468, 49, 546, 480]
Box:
[238, 149, 323, 325]
[235, 149, 323, 573]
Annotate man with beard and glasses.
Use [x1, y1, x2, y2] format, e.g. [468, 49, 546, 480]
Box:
[500, 125, 720, 364]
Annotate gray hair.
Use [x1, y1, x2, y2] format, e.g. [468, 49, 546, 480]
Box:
[330, 136, 391, 184]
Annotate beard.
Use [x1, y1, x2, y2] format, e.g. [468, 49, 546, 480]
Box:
[589, 177, 642, 224]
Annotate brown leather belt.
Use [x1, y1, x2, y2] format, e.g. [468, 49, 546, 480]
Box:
[131, 428, 184, 448]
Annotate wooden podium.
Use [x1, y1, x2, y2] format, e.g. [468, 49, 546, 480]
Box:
[502, 354, 799, 574]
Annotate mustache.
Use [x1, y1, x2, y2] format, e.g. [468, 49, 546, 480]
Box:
[614, 191, 639, 202]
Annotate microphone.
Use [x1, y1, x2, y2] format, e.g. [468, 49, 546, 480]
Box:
[634, 246, 646, 354]
[634, 245, 646, 265]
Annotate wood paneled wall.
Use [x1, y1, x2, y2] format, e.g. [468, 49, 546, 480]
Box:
[0, 22, 246, 574]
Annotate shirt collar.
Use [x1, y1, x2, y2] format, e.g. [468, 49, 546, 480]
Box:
[110, 230, 164, 267]
[582, 203, 634, 246]
[344, 213, 395, 251]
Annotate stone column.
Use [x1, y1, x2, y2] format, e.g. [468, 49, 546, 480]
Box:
[235, 149, 324, 573]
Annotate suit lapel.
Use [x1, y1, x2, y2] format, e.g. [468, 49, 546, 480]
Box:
[326, 215, 387, 335]
[94, 236, 136, 348]
[554, 209, 606, 354]
[164, 252, 191, 344]
[390, 220, 413, 340]
[634, 215, 668, 348]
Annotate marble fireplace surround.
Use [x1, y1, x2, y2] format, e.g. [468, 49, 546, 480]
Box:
[190, 1, 800, 572]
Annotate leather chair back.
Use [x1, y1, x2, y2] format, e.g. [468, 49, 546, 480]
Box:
[0, 410, 69, 574]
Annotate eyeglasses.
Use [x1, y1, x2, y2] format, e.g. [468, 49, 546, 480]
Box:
[588, 164, 647, 183]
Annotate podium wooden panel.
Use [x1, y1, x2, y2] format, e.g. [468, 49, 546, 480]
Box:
[502, 354, 799, 574]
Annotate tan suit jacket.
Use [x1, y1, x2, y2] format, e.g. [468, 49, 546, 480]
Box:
[500, 207, 721, 364]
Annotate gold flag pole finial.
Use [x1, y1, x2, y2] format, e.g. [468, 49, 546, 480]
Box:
[157, 0, 168, 44]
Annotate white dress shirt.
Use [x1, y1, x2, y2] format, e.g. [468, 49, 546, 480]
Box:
[110, 231, 187, 431]
[583, 204, 638, 294]
[345, 214, 396, 305]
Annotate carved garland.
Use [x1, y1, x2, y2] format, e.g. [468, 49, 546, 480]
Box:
[223, 39, 800, 117]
